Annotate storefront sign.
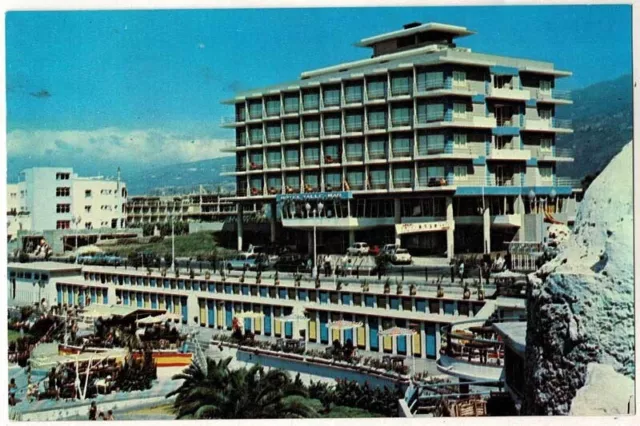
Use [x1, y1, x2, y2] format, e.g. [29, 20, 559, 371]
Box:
[276, 191, 353, 202]
[395, 221, 449, 235]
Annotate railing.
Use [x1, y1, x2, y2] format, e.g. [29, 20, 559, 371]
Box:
[392, 149, 412, 158]
[248, 162, 264, 171]
[221, 164, 245, 173]
[390, 86, 412, 97]
[284, 160, 300, 168]
[556, 177, 582, 188]
[553, 118, 572, 129]
[265, 135, 282, 144]
[302, 102, 320, 111]
[302, 128, 320, 138]
[284, 132, 300, 141]
[323, 154, 341, 165]
[367, 119, 387, 130]
[323, 126, 341, 137]
[416, 112, 445, 124]
[551, 89, 572, 100]
[344, 93, 364, 104]
[265, 162, 282, 170]
[249, 137, 263, 146]
[552, 148, 573, 158]
[392, 179, 412, 189]
[303, 157, 320, 166]
[368, 151, 387, 160]
[416, 79, 447, 92]
[345, 154, 364, 162]
[365, 88, 387, 101]
[391, 117, 412, 128]
[417, 176, 453, 188]
[344, 124, 364, 133]
[370, 181, 388, 190]
[221, 116, 239, 125]
[265, 108, 280, 118]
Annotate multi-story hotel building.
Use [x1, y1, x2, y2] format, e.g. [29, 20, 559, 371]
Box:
[221, 22, 580, 256]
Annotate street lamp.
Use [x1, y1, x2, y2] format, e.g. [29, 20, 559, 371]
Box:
[72, 215, 82, 263]
[305, 202, 324, 279]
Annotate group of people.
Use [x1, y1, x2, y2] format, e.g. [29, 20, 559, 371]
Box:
[89, 402, 115, 421]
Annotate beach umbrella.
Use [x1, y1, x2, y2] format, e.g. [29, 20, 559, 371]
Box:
[379, 327, 418, 375]
[136, 315, 166, 325]
[327, 320, 363, 330]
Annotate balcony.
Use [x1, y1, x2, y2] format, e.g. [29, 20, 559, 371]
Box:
[366, 120, 388, 132]
[536, 89, 573, 104]
[249, 136, 264, 146]
[248, 162, 264, 172]
[283, 160, 300, 169]
[486, 86, 531, 101]
[415, 79, 474, 97]
[367, 150, 387, 161]
[487, 147, 531, 161]
[301, 128, 320, 140]
[364, 88, 387, 103]
[220, 114, 246, 128]
[416, 176, 455, 190]
[221, 139, 246, 153]
[322, 154, 341, 166]
[522, 118, 572, 134]
[302, 157, 320, 167]
[556, 177, 583, 188]
[220, 163, 247, 175]
[265, 135, 282, 145]
[322, 127, 342, 138]
[265, 161, 282, 171]
[538, 147, 574, 163]
[416, 112, 496, 129]
[344, 153, 365, 164]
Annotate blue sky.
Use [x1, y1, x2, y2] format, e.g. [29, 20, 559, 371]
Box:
[6, 5, 633, 180]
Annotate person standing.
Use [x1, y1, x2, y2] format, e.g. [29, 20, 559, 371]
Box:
[89, 401, 98, 420]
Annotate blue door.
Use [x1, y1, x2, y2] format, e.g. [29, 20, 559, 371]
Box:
[298, 290, 308, 301]
[181, 297, 188, 323]
[260, 287, 268, 297]
[341, 293, 352, 305]
[319, 312, 329, 343]
[241, 285, 249, 295]
[207, 300, 215, 327]
[365, 295, 375, 307]
[67, 287, 73, 305]
[426, 324, 437, 359]
[123, 291, 129, 305]
[278, 288, 287, 299]
[368, 317, 379, 351]
[224, 284, 232, 294]
[136, 293, 143, 307]
[389, 297, 400, 310]
[396, 319, 406, 354]
[225, 302, 233, 329]
[284, 307, 293, 338]
[103, 289, 108, 304]
[151, 294, 158, 309]
[320, 292, 329, 304]
[208, 283, 215, 292]
[57, 285, 63, 305]
[416, 299, 426, 312]
[178, 280, 185, 290]
[263, 306, 272, 335]
[244, 318, 252, 331]
[443, 302, 455, 315]
[166, 295, 172, 312]
[343, 314, 353, 343]
[91, 288, 97, 304]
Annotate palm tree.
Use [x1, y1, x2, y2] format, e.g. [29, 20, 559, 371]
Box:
[167, 357, 317, 419]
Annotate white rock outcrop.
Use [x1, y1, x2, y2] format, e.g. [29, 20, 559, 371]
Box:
[570, 363, 635, 415]
[524, 141, 634, 415]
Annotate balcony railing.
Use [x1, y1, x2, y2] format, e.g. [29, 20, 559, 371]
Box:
[345, 153, 364, 162]
[249, 136, 263, 146]
[284, 160, 300, 168]
[248, 162, 264, 171]
[368, 150, 387, 160]
[553, 147, 574, 158]
[365, 88, 387, 101]
[303, 157, 320, 166]
[323, 154, 341, 165]
[556, 177, 582, 188]
[392, 179, 412, 189]
[302, 128, 320, 138]
[367, 119, 387, 130]
[284, 131, 300, 141]
[369, 181, 388, 190]
[392, 149, 412, 158]
[537, 89, 572, 101]
[417, 176, 453, 188]
[553, 118, 572, 129]
[416, 79, 447, 92]
[265, 161, 282, 170]
[323, 127, 341, 137]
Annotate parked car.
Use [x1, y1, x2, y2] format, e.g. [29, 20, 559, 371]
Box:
[391, 248, 412, 265]
[273, 253, 311, 273]
[347, 242, 370, 256]
[368, 245, 381, 256]
[226, 254, 258, 271]
[381, 244, 398, 256]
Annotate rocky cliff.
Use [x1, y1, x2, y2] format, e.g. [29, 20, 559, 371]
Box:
[523, 141, 634, 415]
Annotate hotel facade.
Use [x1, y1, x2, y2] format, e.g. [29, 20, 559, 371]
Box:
[222, 22, 580, 256]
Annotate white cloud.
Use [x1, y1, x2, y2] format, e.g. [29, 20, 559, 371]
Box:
[7, 127, 231, 166]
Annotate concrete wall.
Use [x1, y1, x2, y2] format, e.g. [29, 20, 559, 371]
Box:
[188, 221, 225, 234]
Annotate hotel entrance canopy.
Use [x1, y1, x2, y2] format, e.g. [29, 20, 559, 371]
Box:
[276, 191, 353, 202]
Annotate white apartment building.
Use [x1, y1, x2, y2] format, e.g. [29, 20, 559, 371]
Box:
[15, 167, 128, 232]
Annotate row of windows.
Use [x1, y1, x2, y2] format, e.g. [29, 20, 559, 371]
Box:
[9, 270, 49, 281]
[56, 221, 71, 229]
[55, 173, 71, 180]
[80, 272, 482, 314]
[56, 187, 71, 197]
[56, 204, 71, 213]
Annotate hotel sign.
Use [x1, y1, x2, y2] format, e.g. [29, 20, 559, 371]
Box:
[395, 221, 449, 235]
[276, 191, 353, 202]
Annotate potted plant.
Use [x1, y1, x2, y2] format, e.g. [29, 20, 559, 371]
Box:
[204, 270, 211, 280]
[256, 270, 262, 284]
[336, 280, 342, 291]
[437, 284, 444, 298]
[478, 287, 485, 300]
[396, 283, 403, 295]
[146, 267, 152, 276]
[361, 280, 369, 292]
[239, 271, 245, 283]
[463, 284, 471, 300]
[274, 271, 280, 286]
[190, 269, 195, 279]
[410, 283, 417, 296]
[175, 268, 180, 278]
[384, 278, 391, 294]
[161, 268, 167, 277]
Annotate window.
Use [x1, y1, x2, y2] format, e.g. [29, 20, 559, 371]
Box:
[366, 79, 386, 99]
[391, 106, 412, 126]
[393, 167, 412, 187]
[323, 115, 341, 135]
[345, 112, 363, 132]
[285, 175, 300, 189]
[236, 104, 246, 121]
[418, 134, 445, 155]
[540, 137, 552, 152]
[85, 190, 92, 197]
[539, 108, 553, 120]
[236, 128, 247, 146]
[302, 91, 319, 110]
[368, 137, 387, 159]
[249, 152, 263, 166]
[267, 151, 281, 167]
[422, 103, 445, 122]
[285, 149, 299, 166]
[55, 173, 70, 180]
[305, 173, 319, 189]
[392, 135, 411, 157]
[266, 124, 281, 142]
[56, 204, 71, 213]
[367, 109, 387, 129]
[267, 176, 282, 191]
[283, 94, 299, 113]
[346, 170, 364, 188]
[345, 142, 363, 161]
[324, 144, 340, 161]
[265, 98, 280, 116]
[370, 169, 387, 188]
[84, 205, 92, 213]
[248, 101, 263, 119]
[417, 71, 444, 91]
[453, 102, 467, 119]
[56, 187, 71, 197]
[453, 133, 467, 147]
[249, 126, 263, 144]
[391, 74, 412, 96]
[284, 122, 300, 140]
[303, 119, 320, 137]
[303, 147, 320, 164]
[454, 165, 468, 181]
[453, 70, 467, 88]
[540, 166, 553, 180]
[325, 172, 341, 189]
[250, 177, 263, 191]
[323, 87, 341, 107]
[428, 166, 445, 179]
[56, 220, 71, 229]
[540, 79, 552, 92]
[85, 222, 93, 229]
[344, 83, 363, 103]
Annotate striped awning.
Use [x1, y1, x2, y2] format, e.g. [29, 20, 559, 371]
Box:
[379, 327, 417, 337]
[327, 320, 364, 330]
